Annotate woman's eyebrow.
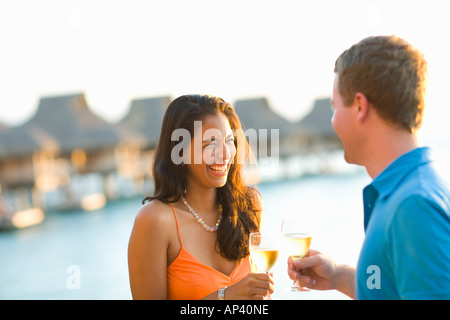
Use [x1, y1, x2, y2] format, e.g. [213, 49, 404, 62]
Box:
[202, 132, 234, 143]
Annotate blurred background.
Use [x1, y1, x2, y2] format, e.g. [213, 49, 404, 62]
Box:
[1, 0, 449, 300]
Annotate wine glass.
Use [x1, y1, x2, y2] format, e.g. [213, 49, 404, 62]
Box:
[281, 218, 312, 291]
[249, 232, 279, 299]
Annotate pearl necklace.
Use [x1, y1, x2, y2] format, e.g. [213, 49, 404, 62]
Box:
[181, 196, 222, 232]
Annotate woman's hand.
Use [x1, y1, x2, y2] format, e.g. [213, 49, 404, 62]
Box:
[224, 273, 275, 300]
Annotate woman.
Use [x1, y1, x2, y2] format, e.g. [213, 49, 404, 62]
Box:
[128, 94, 274, 300]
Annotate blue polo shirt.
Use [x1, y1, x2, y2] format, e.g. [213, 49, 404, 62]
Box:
[356, 147, 450, 299]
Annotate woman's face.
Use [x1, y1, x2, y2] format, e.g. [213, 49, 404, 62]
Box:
[185, 113, 236, 190]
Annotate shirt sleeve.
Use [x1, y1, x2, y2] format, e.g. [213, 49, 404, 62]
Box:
[388, 194, 450, 299]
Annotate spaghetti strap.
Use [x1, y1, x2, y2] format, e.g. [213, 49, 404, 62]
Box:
[168, 203, 183, 247]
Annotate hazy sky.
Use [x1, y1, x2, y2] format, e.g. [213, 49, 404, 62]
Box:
[1, 0, 449, 141]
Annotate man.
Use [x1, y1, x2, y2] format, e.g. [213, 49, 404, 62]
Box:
[288, 35, 450, 299]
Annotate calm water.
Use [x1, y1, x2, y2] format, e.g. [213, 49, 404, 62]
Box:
[1, 146, 449, 300]
[0, 172, 371, 300]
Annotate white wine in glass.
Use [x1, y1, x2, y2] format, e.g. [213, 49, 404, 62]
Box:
[281, 219, 312, 291]
[249, 232, 279, 273]
[249, 232, 279, 299]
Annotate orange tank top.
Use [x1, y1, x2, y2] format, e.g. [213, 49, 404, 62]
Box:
[167, 203, 256, 300]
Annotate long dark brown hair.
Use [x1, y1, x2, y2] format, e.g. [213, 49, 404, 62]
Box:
[143, 94, 261, 261]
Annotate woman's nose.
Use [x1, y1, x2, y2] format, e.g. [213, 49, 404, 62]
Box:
[216, 141, 234, 164]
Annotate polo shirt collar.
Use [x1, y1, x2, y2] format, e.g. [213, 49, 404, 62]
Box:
[370, 147, 433, 200]
[362, 147, 433, 231]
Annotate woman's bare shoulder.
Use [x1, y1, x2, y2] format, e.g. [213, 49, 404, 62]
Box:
[133, 199, 175, 232]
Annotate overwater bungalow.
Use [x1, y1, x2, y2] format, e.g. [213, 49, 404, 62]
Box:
[233, 97, 343, 179]
[295, 98, 342, 152]
[27, 93, 145, 172]
[0, 122, 59, 188]
[0, 125, 51, 229]
[288, 98, 344, 175]
[118, 96, 170, 150]
[234, 97, 297, 159]
[116, 96, 171, 195]
[0, 93, 146, 216]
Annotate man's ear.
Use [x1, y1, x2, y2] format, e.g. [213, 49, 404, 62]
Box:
[353, 92, 370, 123]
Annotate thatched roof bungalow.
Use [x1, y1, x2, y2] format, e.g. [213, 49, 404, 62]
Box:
[0, 123, 60, 188]
[0, 93, 146, 189]
[297, 98, 335, 136]
[234, 97, 294, 137]
[26, 93, 144, 153]
[118, 96, 170, 149]
[234, 97, 298, 158]
[295, 98, 342, 151]
[0, 123, 59, 160]
[0, 93, 144, 158]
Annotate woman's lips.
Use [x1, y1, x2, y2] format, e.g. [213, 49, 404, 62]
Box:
[208, 163, 228, 176]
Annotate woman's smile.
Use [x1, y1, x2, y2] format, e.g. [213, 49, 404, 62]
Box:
[207, 163, 229, 176]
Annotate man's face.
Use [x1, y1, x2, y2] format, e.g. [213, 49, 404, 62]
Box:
[331, 75, 361, 165]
